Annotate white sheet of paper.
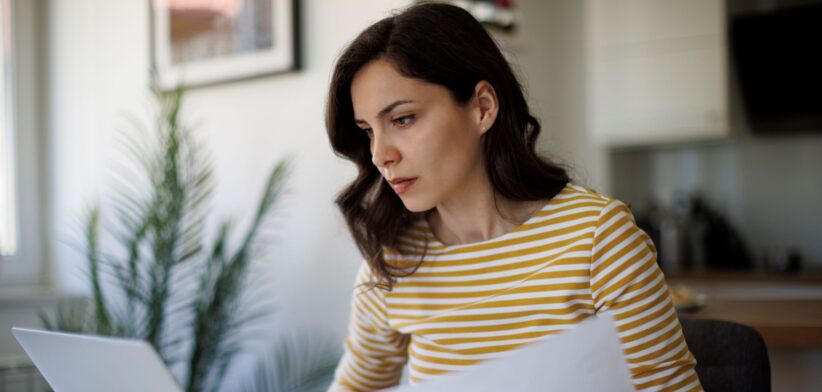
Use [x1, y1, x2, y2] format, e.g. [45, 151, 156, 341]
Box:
[389, 314, 635, 391]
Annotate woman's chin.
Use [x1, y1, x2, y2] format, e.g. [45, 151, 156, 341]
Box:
[398, 196, 434, 213]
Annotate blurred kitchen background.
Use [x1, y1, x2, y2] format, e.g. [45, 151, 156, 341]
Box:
[0, 0, 820, 390]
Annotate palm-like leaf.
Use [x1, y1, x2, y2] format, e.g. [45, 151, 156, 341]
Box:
[185, 161, 290, 392]
[42, 80, 291, 392]
[243, 332, 341, 392]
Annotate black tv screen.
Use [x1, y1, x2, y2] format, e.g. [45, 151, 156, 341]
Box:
[731, 2, 822, 133]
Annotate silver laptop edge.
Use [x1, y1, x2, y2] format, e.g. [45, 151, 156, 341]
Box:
[12, 326, 183, 392]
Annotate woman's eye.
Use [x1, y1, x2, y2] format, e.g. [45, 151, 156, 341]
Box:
[362, 128, 373, 139]
[392, 114, 415, 127]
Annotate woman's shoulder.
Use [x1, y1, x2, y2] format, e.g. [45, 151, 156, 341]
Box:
[545, 183, 621, 213]
[540, 183, 637, 228]
[556, 183, 612, 203]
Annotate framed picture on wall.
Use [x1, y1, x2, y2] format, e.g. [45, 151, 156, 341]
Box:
[150, 0, 300, 90]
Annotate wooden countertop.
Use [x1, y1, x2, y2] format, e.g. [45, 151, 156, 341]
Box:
[665, 269, 822, 283]
[666, 270, 822, 348]
[677, 298, 822, 348]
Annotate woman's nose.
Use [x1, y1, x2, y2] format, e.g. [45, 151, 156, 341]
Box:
[371, 133, 400, 168]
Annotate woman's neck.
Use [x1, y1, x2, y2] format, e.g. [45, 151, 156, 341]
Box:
[427, 188, 544, 246]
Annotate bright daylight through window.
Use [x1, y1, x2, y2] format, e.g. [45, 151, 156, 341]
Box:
[0, 0, 16, 257]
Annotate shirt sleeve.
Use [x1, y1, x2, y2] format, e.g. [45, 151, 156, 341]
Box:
[590, 200, 702, 392]
[328, 262, 410, 392]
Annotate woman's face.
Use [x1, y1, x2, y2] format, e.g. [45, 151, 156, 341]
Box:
[350, 59, 487, 212]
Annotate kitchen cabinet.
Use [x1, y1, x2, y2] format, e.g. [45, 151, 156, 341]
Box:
[586, 0, 729, 146]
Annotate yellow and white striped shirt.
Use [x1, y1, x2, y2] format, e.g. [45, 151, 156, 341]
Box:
[330, 184, 701, 391]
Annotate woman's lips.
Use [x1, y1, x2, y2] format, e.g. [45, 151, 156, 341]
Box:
[389, 178, 417, 195]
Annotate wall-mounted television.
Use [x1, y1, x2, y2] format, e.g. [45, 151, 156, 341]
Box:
[731, 1, 822, 133]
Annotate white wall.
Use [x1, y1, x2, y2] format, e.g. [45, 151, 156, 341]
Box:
[43, 0, 597, 322]
[45, 0, 410, 320]
[518, 0, 606, 192]
[41, 0, 411, 386]
[39, 0, 595, 387]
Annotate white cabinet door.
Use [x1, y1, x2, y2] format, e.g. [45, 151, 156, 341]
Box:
[587, 0, 728, 146]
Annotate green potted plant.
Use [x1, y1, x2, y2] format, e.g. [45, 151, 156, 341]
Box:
[40, 83, 340, 391]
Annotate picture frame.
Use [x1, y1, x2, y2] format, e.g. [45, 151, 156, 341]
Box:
[150, 0, 300, 90]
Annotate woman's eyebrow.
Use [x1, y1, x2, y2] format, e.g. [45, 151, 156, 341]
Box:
[355, 100, 415, 124]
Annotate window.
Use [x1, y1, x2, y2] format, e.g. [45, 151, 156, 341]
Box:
[0, 0, 15, 258]
[0, 0, 43, 287]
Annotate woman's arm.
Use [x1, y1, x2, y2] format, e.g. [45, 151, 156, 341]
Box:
[590, 200, 702, 392]
[328, 263, 410, 392]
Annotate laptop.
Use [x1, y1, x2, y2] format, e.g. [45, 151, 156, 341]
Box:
[12, 327, 183, 392]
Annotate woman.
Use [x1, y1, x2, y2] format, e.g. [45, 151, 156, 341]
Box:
[325, 3, 701, 391]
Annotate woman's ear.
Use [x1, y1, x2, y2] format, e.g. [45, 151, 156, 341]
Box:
[474, 80, 499, 135]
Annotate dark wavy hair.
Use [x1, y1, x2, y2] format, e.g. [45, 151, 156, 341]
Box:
[326, 2, 570, 290]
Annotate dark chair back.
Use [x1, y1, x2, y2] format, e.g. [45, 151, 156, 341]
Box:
[678, 318, 771, 392]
